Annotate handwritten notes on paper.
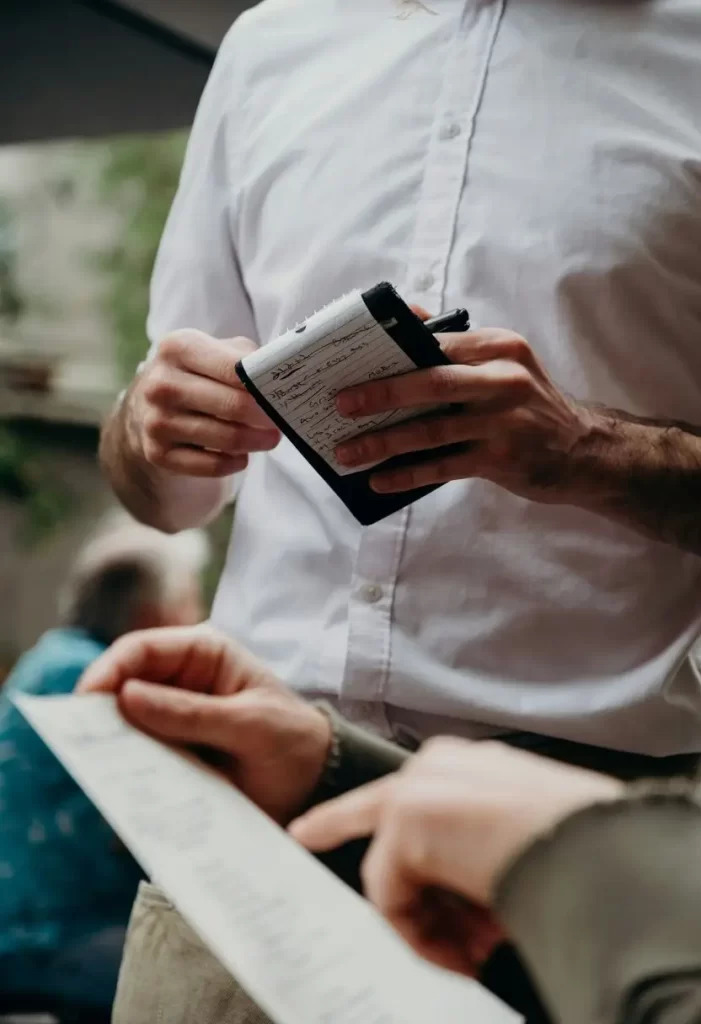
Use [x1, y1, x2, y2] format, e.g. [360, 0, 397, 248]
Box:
[240, 291, 423, 475]
[16, 694, 519, 1024]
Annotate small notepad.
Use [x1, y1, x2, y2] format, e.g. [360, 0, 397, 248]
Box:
[237, 282, 453, 525]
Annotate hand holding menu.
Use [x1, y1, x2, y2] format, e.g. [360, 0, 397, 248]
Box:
[237, 283, 467, 525]
[16, 694, 519, 1024]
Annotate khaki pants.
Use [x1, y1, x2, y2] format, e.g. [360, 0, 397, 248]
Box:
[112, 882, 271, 1024]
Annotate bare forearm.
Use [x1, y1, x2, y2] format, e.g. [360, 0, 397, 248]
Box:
[566, 407, 701, 556]
[100, 390, 227, 533]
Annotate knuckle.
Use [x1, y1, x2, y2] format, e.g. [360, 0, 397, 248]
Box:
[156, 333, 186, 363]
[365, 431, 388, 460]
[141, 370, 177, 406]
[370, 379, 393, 409]
[222, 424, 248, 451]
[505, 364, 533, 398]
[509, 335, 531, 362]
[143, 409, 170, 441]
[219, 391, 246, 422]
[142, 438, 169, 467]
[430, 367, 464, 402]
[422, 416, 448, 447]
[176, 698, 208, 734]
[158, 327, 209, 362]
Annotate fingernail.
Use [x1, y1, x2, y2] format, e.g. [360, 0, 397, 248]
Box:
[336, 391, 363, 417]
[253, 430, 281, 450]
[370, 475, 392, 493]
[335, 442, 362, 465]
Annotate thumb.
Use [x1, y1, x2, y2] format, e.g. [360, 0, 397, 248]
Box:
[409, 304, 432, 322]
[120, 681, 239, 752]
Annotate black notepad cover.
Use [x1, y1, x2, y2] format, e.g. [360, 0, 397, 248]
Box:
[236, 282, 453, 526]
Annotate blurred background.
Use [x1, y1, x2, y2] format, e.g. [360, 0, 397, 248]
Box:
[0, 0, 259, 681]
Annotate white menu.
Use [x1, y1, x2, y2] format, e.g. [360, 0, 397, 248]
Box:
[16, 694, 520, 1024]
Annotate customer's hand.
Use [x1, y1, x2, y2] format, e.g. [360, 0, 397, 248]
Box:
[334, 328, 595, 502]
[127, 330, 280, 478]
[78, 626, 330, 823]
[291, 738, 622, 974]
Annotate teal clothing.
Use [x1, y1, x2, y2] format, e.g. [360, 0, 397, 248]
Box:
[0, 629, 144, 962]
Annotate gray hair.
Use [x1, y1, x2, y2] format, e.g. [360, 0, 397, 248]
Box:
[59, 512, 209, 645]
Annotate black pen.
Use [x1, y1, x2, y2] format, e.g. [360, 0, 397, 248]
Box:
[425, 308, 470, 333]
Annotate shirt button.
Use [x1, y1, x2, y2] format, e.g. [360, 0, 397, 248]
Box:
[360, 583, 383, 604]
[414, 272, 435, 292]
[440, 122, 461, 141]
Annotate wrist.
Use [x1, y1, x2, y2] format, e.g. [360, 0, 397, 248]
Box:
[306, 702, 408, 809]
[557, 404, 629, 509]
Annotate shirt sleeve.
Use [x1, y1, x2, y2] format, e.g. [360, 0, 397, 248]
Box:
[310, 702, 409, 805]
[305, 705, 408, 894]
[147, 20, 258, 350]
[495, 784, 701, 1024]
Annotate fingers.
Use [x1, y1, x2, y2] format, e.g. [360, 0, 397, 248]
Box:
[335, 411, 504, 468]
[143, 410, 279, 466]
[289, 777, 392, 851]
[439, 328, 537, 369]
[157, 330, 256, 389]
[142, 367, 276, 430]
[370, 448, 488, 493]
[360, 829, 485, 976]
[336, 360, 530, 418]
[118, 682, 239, 751]
[141, 447, 250, 477]
[135, 332, 281, 476]
[77, 626, 237, 696]
[145, 411, 279, 455]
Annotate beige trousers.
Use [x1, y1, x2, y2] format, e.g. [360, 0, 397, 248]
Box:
[112, 882, 271, 1024]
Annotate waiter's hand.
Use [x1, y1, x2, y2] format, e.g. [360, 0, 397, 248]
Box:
[291, 738, 622, 976]
[128, 330, 280, 478]
[78, 626, 330, 824]
[334, 328, 595, 501]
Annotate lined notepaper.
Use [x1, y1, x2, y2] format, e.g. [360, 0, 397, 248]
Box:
[241, 291, 425, 475]
[16, 695, 519, 1024]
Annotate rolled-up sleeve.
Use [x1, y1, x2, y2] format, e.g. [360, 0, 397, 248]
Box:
[496, 786, 701, 1024]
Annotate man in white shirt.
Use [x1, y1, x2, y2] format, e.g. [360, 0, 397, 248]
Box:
[102, 0, 701, 759]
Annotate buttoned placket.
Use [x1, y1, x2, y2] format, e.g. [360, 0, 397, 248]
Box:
[339, 0, 506, 737]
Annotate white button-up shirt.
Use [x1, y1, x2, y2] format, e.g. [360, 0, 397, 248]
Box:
[148, 0, 701, 755]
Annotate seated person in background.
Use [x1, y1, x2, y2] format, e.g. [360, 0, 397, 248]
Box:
[80, 626, 701, 1024]
[0, 514, 207, 1017]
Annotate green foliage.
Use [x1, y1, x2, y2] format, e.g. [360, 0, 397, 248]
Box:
[0, 199, 26, 323]
[93, 132, 188, 384]
[91, 133, 234, 606]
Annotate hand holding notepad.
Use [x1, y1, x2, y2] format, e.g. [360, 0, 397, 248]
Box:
[237, 283, 469, 525]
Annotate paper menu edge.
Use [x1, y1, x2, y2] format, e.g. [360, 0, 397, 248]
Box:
[14, 693, 522, 1024]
